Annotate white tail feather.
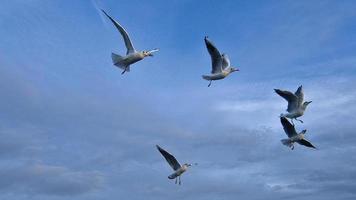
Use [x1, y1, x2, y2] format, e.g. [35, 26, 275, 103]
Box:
[111, 53, 130, 72]
[281, 139, 291, 146]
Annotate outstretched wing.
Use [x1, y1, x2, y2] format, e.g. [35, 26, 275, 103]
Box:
[101, 9, 136, 54]
[204, 37, 222, 74]
[274, 89, 298, 112]
[297, 139, 316, 149]
[156, 145, 181, 171]
[294, 85, 304, 107]
[280, 117, 297, 138]
[222, 54, 230, 69]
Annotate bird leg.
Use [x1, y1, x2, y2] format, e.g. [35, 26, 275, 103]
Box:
[295, 118, 304, 123]
[208, 80, 212, 87]
[291, 144, 294, 150]
[179, 176, 181, 185]
[121, 67, 127, 75]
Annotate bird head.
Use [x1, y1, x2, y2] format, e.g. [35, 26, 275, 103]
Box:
[303, 101, 312, 108]
[300, 129, 307, 135]
[143, 48, 159, 57]
[184, 163, 197, 168]
[229, 67, 240, 73]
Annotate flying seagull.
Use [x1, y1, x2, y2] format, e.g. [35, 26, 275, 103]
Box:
[274, 85, 312, 124]
[202, 36, 239, 87]
[280, 117, 316, 150]
[101, 9, 158, 74]
[156, 145, 195, 185]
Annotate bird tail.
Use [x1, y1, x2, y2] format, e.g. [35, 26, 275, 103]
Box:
[168, 172, 178, 179]
[281, 139, 292, 146]
[202, 75, 211, 80]
[111, 53, 130, 72]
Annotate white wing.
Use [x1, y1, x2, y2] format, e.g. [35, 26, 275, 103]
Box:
[204, 37, 222, 74]
[102, 10, 136, 54]
[222, 54, 230, 69]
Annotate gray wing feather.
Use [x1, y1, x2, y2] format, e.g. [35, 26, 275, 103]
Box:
[156, 145, 181, 171]
[294, 85, 304, 107]
[205, 37, 223, 74]
[280, 117, 297, 138]
[101, 10, 136, 54]
[274, 89, 298, 112]
[297, 139, 316, 149]
[222, 54, 230, 70]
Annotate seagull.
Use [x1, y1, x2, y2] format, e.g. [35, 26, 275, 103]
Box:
[202, 36, 239, 87]
[274, 85, 312, 124]
[280, 117, 316, 150]
[101, 9, 158, 74]
[156, 145, 195, 185]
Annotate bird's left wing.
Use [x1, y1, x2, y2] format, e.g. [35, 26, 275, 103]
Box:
[297, 139, 316, 149]
[274, 89, 298, 112]
[156, 145, 181, 171]
[204, 37, 223, 74]
[101, 9, 136, 54]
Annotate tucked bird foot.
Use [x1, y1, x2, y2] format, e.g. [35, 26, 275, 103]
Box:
[175, 178, 177, 184]
[291, 145, 294, 150]
[291, 119, 295, 126]
[121, 68, 127, 75]
[208, 80, 212, 87]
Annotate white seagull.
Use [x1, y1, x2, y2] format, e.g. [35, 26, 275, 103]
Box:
[202, 36, 239, 87]
[274, 85, 312, 124]
[101, 9, 158, 74]
[280, 117, 316, 150]
[156, 145, 195, 185]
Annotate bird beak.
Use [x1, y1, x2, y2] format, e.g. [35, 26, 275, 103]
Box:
[147, 48, 159, 57]
[233, 68, 240, 72]
[308, 101, 312, 104]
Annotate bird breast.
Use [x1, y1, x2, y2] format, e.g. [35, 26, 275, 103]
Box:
[290, 134, 304, 142]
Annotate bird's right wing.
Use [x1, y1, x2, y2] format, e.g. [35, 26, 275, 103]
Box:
[274, 89, 298, 112]
[280, 117, 297, 138]
[222, 54, 230, 70]
[101, 9, 136, 54]
[294, 85, 304, 107]
[297, 139, 316, 149]
[204, 37, 223, 74]
[156, 145, 181, 171]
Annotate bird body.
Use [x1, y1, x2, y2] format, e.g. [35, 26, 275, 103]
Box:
[102, 9, 158, 74]
[202, 70, 230, 81]
[275, 86, 312, 124]
[280, 117, 316, 150]
[280, 110, 304, 120]
[168, 164, 190, 179]
[156, 145, 193, 185]
[202, 37, 239, 87]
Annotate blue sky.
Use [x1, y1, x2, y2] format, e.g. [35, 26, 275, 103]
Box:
[1, 0, 356, 199]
